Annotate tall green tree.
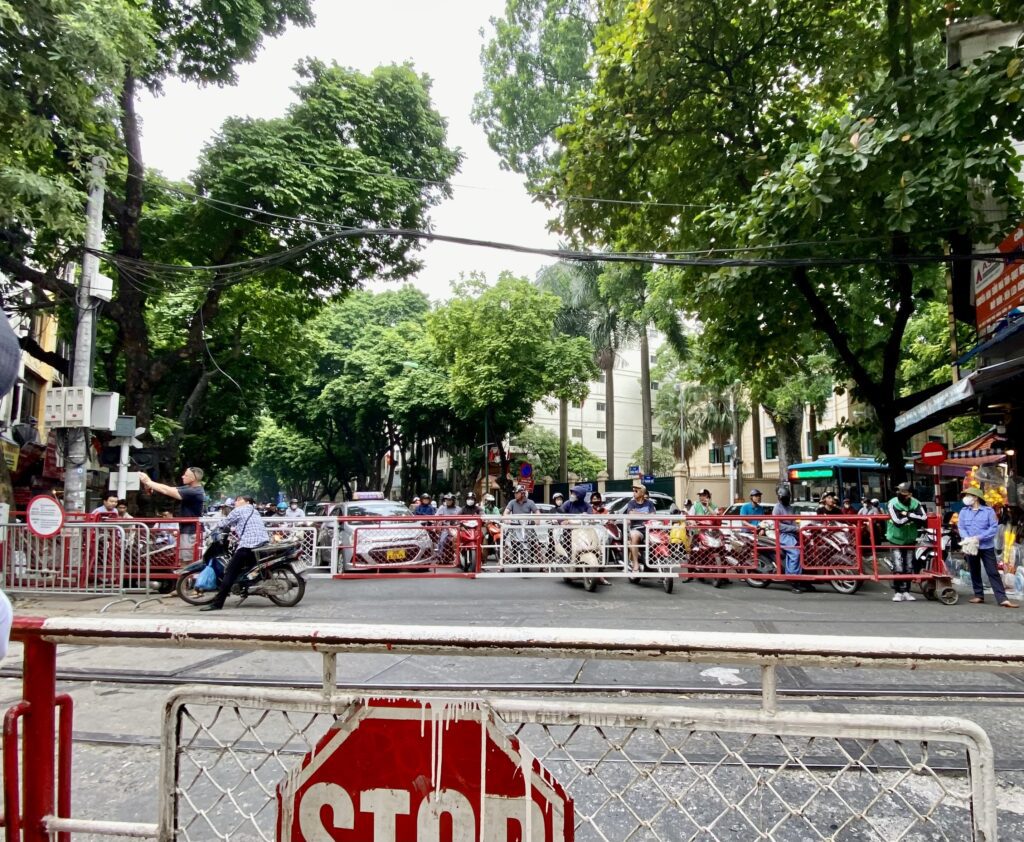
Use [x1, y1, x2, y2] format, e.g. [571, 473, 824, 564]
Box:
[428, 273, 598, 496]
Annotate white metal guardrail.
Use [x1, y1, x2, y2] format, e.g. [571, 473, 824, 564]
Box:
[9, 618, 1019, 841]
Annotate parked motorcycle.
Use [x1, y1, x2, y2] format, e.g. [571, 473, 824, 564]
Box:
[175, 529, 306, 607]
[681, 526, 731, 587]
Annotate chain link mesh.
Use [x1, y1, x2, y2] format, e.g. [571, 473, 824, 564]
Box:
[169, 695, 977, 842]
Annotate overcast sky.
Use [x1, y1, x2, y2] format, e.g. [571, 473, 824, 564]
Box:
[136, 0, 559, 302]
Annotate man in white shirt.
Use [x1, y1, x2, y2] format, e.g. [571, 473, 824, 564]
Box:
[283, 498, 304, 519]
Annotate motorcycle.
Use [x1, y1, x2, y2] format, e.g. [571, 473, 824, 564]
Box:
[175, 529, 306, 607]
[455, 519, 483, 572]
[556, 518, 606, 592]
[628, 519, 675, 593]
[681, 526, 731, 587]
[799, 523, 862, 595]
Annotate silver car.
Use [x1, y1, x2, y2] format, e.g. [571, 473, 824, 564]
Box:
[336, 500, 434, 572]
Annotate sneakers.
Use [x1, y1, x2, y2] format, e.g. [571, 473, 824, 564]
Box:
[892, 593, 903, 602]
[892, 592, 916, 602]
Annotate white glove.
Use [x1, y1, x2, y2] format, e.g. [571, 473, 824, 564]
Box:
[960, 536, 980, 556]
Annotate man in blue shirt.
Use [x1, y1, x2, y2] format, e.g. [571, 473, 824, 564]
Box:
[959, 485, 1017, 608]
[739, 489, 766, 530]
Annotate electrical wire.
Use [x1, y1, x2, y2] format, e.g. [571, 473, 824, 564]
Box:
[88, 227, 1020, 274]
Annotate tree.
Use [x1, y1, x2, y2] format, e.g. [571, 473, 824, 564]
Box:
[428, 273, 598, 496]
[473, 0, 600, 188]
[1, 3, 462, 478]
[630, 445, 676, 476]
[512, 425, 605, 479]
[249, 415, 325, 502]
[536, 260, 638, 475]
[536, 0, 1024, 482]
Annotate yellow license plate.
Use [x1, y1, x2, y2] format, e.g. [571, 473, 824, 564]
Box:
[386, 548, 407, 561]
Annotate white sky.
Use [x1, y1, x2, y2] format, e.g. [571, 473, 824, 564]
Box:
[136, 0, 559, 302]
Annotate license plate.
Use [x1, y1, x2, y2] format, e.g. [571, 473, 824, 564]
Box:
[386, 548, 406, 561]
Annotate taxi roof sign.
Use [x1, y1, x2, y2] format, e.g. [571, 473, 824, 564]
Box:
[350, 491, 385, 500]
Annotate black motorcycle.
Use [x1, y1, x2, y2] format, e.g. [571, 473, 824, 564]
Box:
[174, 529, 306, 607]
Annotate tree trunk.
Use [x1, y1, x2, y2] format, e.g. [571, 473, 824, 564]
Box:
[765, 408, 804, 480]
[639, 331, 653, 474]
[751, 399, 764, 479]
[558, 397, 568, 482]
[808, 404, 818, 457]
[604, 359, 615, 475]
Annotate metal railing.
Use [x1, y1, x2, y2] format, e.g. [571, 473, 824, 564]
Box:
[6, 617, 1020, 841]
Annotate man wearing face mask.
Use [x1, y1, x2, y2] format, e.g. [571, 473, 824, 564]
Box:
[885, 482, 929, 602]
[959, 483, 1018, 608]
[773, 484, 814, 592]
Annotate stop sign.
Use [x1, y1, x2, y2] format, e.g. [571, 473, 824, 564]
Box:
[919, 441, 948, 466]
[277, 698, 574, 842]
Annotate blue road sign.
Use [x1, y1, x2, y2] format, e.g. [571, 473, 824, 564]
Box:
[520, 462, 533, 477]
[642, 475, 655, 485]
[628, 465, 640, 476]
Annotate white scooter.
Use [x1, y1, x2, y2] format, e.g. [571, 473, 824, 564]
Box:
[556, 518, 606, 592]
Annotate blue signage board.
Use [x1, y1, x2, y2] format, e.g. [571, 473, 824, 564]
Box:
[628, 465, 640, 476]
[520, 462, 533, 477]
[642, 474, 655, 485]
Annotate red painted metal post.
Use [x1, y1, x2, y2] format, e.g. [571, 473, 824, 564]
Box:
[21, 639, 56, 842]
[54, 695, 73, 842]
[3, 702, 30, 842]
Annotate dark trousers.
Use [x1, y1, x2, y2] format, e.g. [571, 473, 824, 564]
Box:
[968, 547, 1007, 603]
[211, 546, 257, 608]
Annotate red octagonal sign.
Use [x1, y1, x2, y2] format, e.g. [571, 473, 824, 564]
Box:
[277, 698, 573, 842]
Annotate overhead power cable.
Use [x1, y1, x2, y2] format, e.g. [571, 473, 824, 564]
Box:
[89, 227, 1018, 274]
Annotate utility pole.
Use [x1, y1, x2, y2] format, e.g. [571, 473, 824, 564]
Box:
[64, 156, 106, 513]
[729, 387, 741, 504]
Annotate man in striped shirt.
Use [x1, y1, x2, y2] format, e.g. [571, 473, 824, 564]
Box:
[200, 495, 270, 611]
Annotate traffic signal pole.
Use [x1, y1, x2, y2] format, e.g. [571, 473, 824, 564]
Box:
[63, 156, 106, 513]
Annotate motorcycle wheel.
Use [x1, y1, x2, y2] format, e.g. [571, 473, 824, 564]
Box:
[829, 575, 862, 595]
[459, 549, 474, 573]
[712, 578, 728, 588]
[153, 579, 175, 595]
[663, 576, 674, 594]
[745, 556, 775, 589]
[267, 566, 306, 607]
[582, 575, 597, 592]
[175, 571, 218, 606]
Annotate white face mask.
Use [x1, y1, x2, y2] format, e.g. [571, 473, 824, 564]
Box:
[963, 494, 977, 506]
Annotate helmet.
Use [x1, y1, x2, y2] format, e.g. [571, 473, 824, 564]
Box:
[775, 485, 790, 498]
[465, 493, 476, 503]
[484, 494, 495, 503]
[750, 488, 762, 497]
[442, 492, 454, 501]
[513, 484, 526, 494]
[896, 482, 912, 494]
[552, 492, 564, 500]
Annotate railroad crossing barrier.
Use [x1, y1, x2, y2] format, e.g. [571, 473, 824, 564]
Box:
[3, 617, 1016, 840]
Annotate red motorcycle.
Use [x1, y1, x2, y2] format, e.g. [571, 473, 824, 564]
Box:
[454, 519, 483, 572]
[628, 519, 676, 593]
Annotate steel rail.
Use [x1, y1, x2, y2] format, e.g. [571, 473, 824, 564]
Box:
[13, 616, 1024, 672]
[2, 665, 1024, 701]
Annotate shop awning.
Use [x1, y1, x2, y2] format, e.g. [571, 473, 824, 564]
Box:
[894, 358, 1024, 436]
[912, 428, 1006, 474]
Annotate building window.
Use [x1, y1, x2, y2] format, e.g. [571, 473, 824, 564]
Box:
[650, 354, 657, 364]
[571, 428, 582, 438]
[709, 446, 725, 464]
[596, 402, 605, 412]
[807, 431, 836, 456]
[650, 381, 659, 391]
[596, 430, 606, 439]
[571, 400, 583, 409]
[764, 436, 778, 460]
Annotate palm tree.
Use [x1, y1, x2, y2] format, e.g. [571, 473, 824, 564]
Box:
[538, 261, 638, 477]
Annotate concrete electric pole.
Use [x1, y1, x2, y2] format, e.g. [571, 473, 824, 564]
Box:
[63, 156, 107, 513]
